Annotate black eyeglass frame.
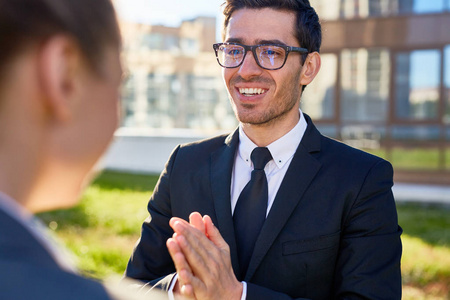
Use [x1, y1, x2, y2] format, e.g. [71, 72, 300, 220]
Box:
[213, 42, 309, 71]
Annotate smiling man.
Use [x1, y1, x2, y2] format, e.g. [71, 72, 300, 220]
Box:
[125, 1, 402, 299]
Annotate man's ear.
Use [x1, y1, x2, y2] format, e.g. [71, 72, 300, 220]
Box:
[38, 35, 82, 122]
[300, 52, 321, 86]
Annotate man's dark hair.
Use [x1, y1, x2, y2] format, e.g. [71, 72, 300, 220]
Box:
[0, 0, 120, 76]
[222, 0, 321, 62]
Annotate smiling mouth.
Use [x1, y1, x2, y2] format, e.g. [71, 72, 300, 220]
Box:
[238, 88, 268, 97]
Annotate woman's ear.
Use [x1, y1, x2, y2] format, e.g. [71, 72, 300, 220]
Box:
[300, 52, 321, 87]
[37, 35, 82, 123]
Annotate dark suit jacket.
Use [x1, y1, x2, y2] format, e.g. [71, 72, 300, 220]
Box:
[0, 208, 113, 300]
[125, 114, 402, 300]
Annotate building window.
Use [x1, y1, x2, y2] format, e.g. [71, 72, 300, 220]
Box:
[146, 73, 176, 128]
[411, 0, 445, 14]
[340, 48, 390, 122]
[340, 0, 364, 18]
[181, 38, 199, 56]
[395, 49, 441, 120]
[121, 74, 135, 126]
[301, 53, 337, 120]
[143, 33, 163, 50]
[368, 0, 399, 17]
[310, 0, 340, 20]
[312, 0, 449, 19]
[445, 46, 450, 124]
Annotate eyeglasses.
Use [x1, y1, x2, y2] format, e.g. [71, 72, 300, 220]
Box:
[213, 42, 308, 70]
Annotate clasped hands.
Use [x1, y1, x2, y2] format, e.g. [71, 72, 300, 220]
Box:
[166, 212, 243, 300]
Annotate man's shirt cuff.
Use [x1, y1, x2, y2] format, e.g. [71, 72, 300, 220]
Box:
[241, 281, 247, 300]
[168, 275, 247, 300]
[167, 274, 177, 300]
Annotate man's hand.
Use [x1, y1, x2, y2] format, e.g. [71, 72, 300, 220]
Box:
[166, 213, 243, 300]
[166, 213, 205, 298]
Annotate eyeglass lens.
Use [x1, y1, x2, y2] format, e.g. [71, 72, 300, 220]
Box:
[217, 44, 287, 70]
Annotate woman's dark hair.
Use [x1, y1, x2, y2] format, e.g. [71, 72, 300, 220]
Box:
[0, 0, 121, 75]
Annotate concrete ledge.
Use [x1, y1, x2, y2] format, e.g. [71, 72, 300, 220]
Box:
[100, 134, 205, 174]
[99, 133, 450, 205]
[393, 183, 450, 205]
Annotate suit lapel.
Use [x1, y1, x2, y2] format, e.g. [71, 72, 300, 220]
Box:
[210, 129, 240, 274]
[245, 114, 323, 281]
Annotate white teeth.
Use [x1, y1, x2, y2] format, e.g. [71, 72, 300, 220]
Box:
[239, 88, 266, 96]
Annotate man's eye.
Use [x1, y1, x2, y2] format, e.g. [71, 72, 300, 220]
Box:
[227, 48, 243, 55]
[262, 48, 282, 56]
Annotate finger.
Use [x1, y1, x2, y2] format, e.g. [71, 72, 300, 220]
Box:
[172, 220, 223, 270]
[175, 233, 208, 267]
[174, 231, 213, 281]
[178, 269, 196, 298]
[172, 221, 214, 257]
[173, 223, 241, 299]
[166, 238, 193, 287]
[204, 215, 229, 251]
[189, 212, 205, 235]
[170, 217, 190, 230]
[180, 284, 194, 299]
[179, 267, 208, 299]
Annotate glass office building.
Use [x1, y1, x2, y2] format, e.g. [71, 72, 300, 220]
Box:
[119, 0, 450, 184]
[120, 17, 234, 133]
[302, 0, 450, 183]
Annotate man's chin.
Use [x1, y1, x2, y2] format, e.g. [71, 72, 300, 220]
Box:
[237, 116, 271, 126]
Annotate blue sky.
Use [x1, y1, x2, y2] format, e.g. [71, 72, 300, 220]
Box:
[114, 0, 450, 25]
[115, 0, 223, 26]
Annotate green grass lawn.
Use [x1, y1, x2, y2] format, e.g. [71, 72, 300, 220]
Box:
[37, 171, 450, 299]
[365, 148, 450, 170]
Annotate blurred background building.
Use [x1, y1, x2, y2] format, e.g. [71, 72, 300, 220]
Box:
[120, 17, 235, 132]
[109, 0, 450, 185]
[306, 0, 450, 184]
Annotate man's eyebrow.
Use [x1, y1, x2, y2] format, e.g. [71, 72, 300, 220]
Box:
[257, 39, 287, 46]
[225, 38, 243, 43]
[224, 38, 288, 46]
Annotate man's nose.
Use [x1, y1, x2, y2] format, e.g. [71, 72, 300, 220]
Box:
[238, 50, 263, 79]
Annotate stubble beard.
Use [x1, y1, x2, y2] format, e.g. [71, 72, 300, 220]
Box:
[232, 97, 298, 128]
[229, 86, 301, 128]
[228, 71, 303, 127]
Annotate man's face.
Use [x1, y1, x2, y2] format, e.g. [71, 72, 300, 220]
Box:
[223, 8, 304, 126]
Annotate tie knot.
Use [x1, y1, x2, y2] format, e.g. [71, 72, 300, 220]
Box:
[251, 147, 272, 170]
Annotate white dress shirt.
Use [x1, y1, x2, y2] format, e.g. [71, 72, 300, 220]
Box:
[169, 110, 307, 300]
[231, 110, 308, 216]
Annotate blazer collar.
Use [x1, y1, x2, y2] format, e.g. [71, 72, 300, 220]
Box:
[210, 128, 240, 275]
[245, 113, 323, 280]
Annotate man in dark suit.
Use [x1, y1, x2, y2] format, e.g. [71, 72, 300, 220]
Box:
[125, 0, 402, 299]
[0, 0, 166, 299]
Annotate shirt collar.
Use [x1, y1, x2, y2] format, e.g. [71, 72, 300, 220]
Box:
[238, 109, 308, 169]
[0, 191, 33, 224]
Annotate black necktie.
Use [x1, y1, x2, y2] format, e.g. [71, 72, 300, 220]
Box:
[233, 147, 272, 278]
